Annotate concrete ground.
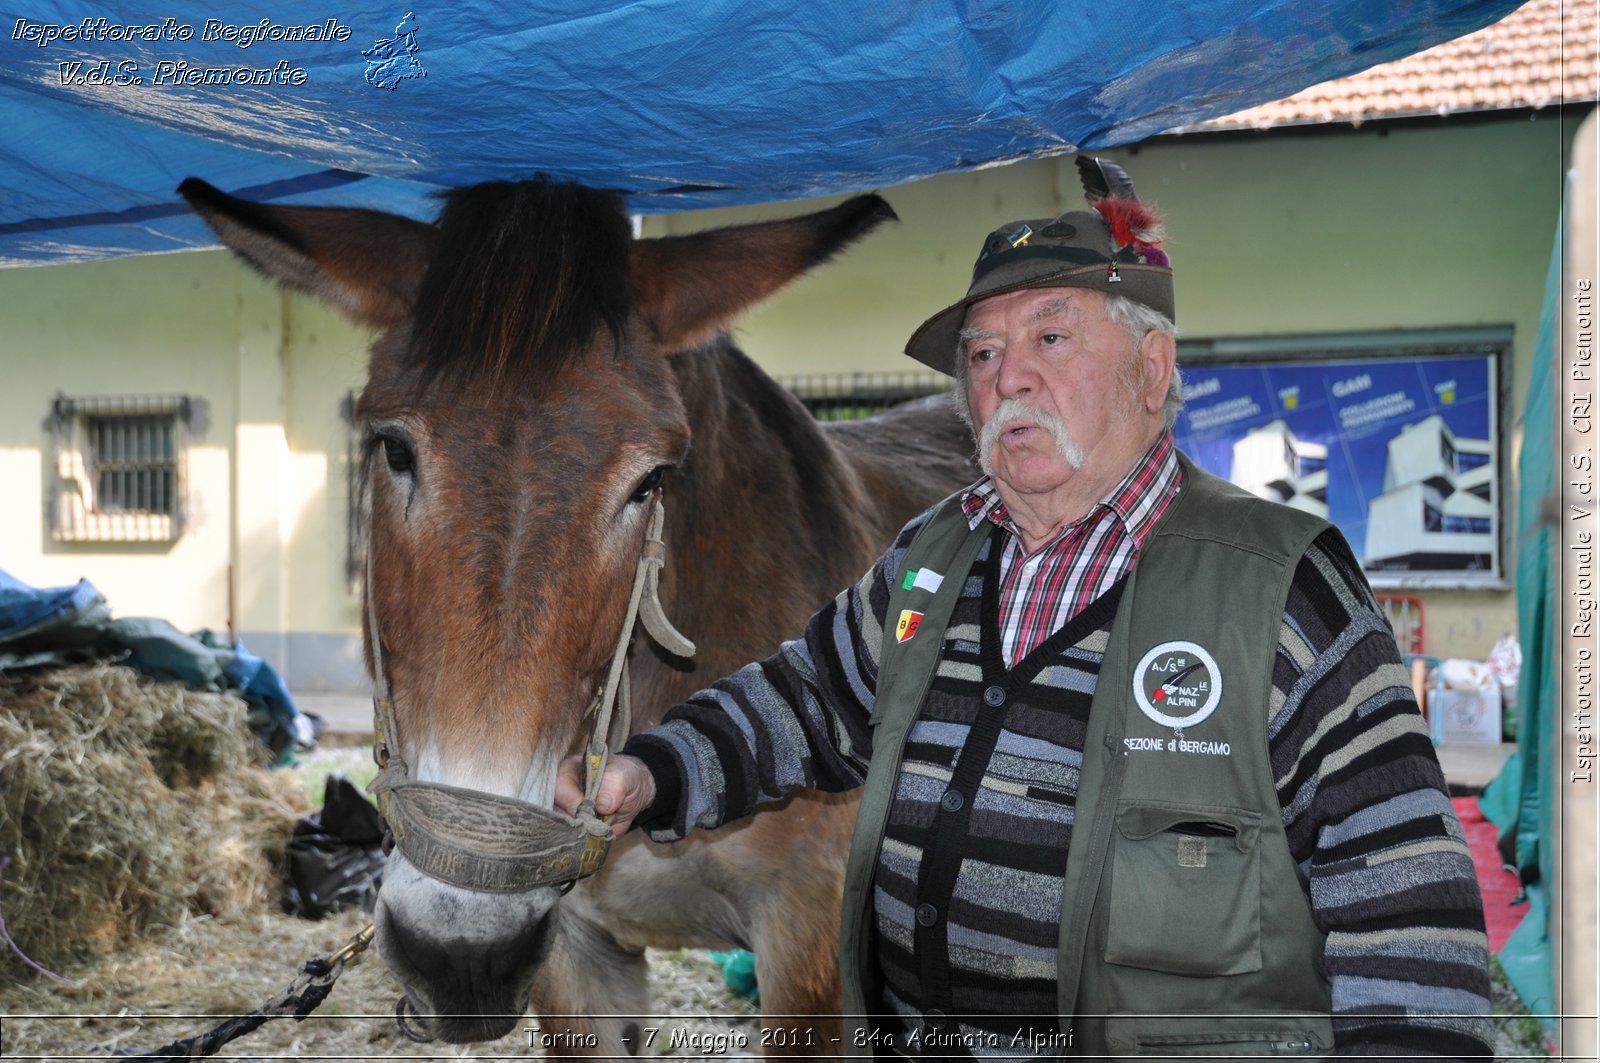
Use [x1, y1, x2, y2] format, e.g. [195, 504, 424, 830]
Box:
[293, 690, 374, 738]
[292, 689, 1518, 794]
[1435, 741, 1518, 795]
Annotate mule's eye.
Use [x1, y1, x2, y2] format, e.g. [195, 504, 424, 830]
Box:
[381, 435, 415, 476]
[630, 465, 669, 503]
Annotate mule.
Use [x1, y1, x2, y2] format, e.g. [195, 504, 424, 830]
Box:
[182, 176, 975, 1052]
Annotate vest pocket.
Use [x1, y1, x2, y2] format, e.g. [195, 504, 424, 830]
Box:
[1103, 801, 1263, 976]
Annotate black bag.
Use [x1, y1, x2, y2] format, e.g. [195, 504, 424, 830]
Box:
[282, 772, 387, 918]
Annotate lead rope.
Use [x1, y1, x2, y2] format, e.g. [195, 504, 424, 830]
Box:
[127, 924, 375, 1060]
[123, 500, 692, 1057]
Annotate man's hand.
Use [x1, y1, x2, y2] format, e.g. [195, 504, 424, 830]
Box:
[554, 753, 657, 836]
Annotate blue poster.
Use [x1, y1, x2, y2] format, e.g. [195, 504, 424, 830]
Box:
[1175, 354, 1498, 583]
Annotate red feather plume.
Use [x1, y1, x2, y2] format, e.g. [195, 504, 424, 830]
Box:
[1092, 196, 1166, 250]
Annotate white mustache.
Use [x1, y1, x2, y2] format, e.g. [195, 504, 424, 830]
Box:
[976, 398, 1086, 475]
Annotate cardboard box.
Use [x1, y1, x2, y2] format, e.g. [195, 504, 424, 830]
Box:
[1428, 685, 1502, 744]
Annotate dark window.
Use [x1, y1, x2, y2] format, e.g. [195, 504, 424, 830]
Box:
[51, 395, 190, 543]
[1442, 514, 1492, 534]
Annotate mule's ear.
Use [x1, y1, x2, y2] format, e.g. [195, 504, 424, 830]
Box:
[631, 194, 896, 350]
[179, 178, 434, 328]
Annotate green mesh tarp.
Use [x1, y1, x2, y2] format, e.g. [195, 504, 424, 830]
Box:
[1478, 200, 1562, 1024]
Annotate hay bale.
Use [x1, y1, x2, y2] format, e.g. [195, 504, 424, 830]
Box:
[0, 663, 310, 980]
[188, 771, 310, 915]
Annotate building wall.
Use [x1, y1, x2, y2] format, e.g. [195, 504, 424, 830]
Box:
[0, 111, 1575, 688]
[0, 250, 243, 634]
[0, 247, 376, 687]
[271, 296, 372, 687]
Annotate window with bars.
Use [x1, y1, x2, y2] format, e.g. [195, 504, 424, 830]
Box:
[775, 370, 951, 421]
[51, 395, 190, 543]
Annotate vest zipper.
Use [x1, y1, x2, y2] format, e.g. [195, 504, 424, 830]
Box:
[1137, 1035, 1315, 1051]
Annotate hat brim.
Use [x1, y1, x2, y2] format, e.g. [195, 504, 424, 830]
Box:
[903, 263, 1174, 375]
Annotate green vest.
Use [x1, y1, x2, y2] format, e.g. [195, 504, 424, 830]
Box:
[841, 455, 1338, 1059]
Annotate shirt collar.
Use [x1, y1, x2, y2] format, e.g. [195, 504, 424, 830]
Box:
[959, 431, 1182, 547]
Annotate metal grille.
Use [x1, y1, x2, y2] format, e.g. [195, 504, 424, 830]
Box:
[88, 414, 178, 515]
[777, 370, 951, 421]
[51, 394, 189, 542]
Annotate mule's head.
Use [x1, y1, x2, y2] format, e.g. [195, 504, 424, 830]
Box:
[183, 176, 894, 1042]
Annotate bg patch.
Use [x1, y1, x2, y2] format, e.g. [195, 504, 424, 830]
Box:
[1133, 640, 1222, 731]
[895, 609, 924, 643]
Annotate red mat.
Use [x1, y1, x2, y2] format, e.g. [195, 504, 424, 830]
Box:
[1455, 796, 1528, 953]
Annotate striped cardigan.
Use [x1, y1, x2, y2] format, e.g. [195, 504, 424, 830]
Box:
[626, 506, 1494, 1059]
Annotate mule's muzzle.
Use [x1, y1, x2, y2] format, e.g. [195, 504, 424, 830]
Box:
[382, 900, 557, 1044]
[376, 778, 612, 893]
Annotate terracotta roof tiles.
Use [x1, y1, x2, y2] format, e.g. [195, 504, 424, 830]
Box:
[1191, 0, 1597, 131]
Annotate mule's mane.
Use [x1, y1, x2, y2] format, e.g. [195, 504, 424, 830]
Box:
[408, 179, 633, 391]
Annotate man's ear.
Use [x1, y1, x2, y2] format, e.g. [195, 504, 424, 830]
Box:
[179, 178, 435, 328]
[1137, 328, 1178, 416]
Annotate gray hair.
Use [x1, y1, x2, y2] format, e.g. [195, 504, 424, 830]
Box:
[951, 292, 1183, 430]
[1103, 295, 1183, 430]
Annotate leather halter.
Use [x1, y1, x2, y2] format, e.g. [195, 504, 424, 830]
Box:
[365, 493, 695, 893]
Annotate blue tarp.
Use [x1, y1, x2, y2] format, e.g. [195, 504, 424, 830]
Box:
[0, 568, 310, 759]
[0, 567, 107, 645]
[0, 0, 1525, 266]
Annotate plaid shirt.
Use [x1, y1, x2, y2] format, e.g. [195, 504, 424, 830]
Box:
[960, 432, 1183, 667]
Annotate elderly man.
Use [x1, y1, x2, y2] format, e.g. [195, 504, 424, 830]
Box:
[558, 159, 1493, 1059]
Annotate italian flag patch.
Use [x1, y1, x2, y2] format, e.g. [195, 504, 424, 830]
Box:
[900, 568, 944, 593]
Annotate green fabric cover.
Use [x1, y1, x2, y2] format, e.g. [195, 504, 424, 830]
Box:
[1481, 206, 1562, 1026]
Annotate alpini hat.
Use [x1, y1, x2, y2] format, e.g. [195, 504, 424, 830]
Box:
[905, 155, 1175, 374]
